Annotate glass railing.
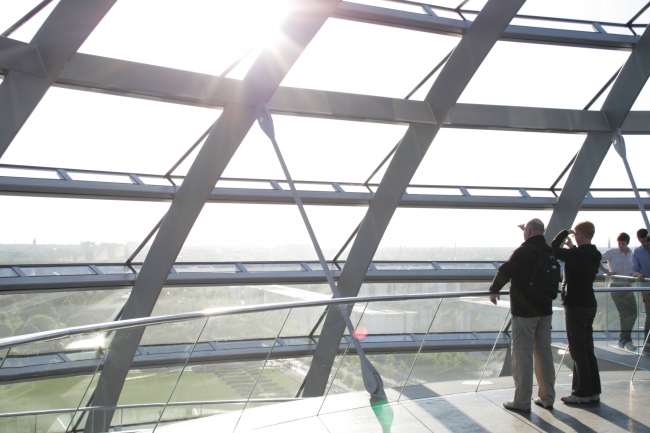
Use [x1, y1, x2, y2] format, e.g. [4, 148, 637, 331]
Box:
[0, 288, 648, 432]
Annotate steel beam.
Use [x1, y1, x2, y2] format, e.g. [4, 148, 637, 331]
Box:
[0, 37, 46, 76]
[83, 2, 343, 432]
[8, 173, 650, 211]
[51, 53, 632, 132]
[0, 0, 117, 159]
[333, 1, 637, 50]
[546, 23, 650, 238]
[302, 0, 526, 397]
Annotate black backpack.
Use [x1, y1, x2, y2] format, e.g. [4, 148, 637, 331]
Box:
[524, 244, 561, 302]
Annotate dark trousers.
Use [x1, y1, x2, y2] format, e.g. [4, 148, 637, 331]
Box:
[611, 291, 637, 342]
[565, 306, 601, 397]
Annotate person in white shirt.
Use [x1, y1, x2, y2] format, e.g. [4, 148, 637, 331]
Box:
[599, 232, 637, 351]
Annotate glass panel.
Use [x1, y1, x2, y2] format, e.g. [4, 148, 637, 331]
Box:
[374, 262, 434, 270]
[306, 262, 339, 271]
[66, 171, 133, 184]
[0, 166, 60, 180]
[0, 268, 18, 278]
[0, 196, 168, 264]
[463, 0, 646, 24]
[79, 0, 290, 77]
[526, 189, 557, 198]
[277, 182, 334, 192]
[589, 136, 650, 188]
[590, 190, 636, 198]
[5, 0, 59, 42]
[282, 18, 458, 98]
[0, 0, 45, 34]
[21, 266, 95, 277]
[244, 263, 305, 273]
[411, 129, 584, 188]
[572, 211, 650, 249]
[1, 87, 219, 175]
[438, 262, 496, 270]
[466, 188, 522, 197]
[138, 175, 173, 186]
[339, 184, 371, 193]
[150, 285, 331, 317]
[458, 41, 629, 109]
[96, 265, 134, 275]
[510, 16, 595, 32]
[216, 180, 273, 190]
[173, 264, 240, 274]
[221, 115, 407, 184]
[348, 0, 426, 14]
[409, 67, 442, 101]
[399, 295, 511, 399]
[406, 186, 462, 196]
[0, 331, 110, 430]
[431, 7, 462, 20]
[178, 204, 366, 262]
[602, 25, 635, 36]
[375, 208, 552, 261]
[0, 289, 130, 337]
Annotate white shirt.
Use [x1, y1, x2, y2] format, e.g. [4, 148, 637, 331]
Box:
[602, 247, 633, 276]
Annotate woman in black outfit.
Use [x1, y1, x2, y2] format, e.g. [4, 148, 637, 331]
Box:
[551, 221, 602, 404]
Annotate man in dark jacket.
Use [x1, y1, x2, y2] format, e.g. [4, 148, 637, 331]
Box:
[551, 221, 601, 404]
[489, 218, 555, 411]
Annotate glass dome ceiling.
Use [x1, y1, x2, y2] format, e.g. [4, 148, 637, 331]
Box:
[2, 0, 650, 431]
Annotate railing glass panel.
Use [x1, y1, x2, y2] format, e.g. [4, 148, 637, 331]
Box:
[1, 289, 649, 432]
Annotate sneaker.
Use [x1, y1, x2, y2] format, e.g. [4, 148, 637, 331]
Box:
[590, 394, 600, 402]
[561, 395, 590, 404]
[503, 401, 531, 411]
[618, 340, 627, 348]
[533, 398, 553, 409]
[624, 341, 637, 352]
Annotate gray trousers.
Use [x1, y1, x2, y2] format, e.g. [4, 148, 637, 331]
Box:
[510, 315, 556, 409]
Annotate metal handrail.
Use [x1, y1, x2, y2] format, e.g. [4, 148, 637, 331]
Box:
[1, 286, 647, 350]
[2, 402, 308, 432]
[0, 398, 302, 419]
[0, 291, 494, 350]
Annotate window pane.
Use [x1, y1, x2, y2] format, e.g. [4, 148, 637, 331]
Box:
[590, 136, 650, 189]
[347, 0, 426, 14]
[458, 41, 629, 109]
[375, 208, 553, 261]
[5, 0, 59, 42]
[573, 211, 649, 251]
[411, 129, 584, 188]
[0, 0, 45, 34]
[177, 204, 366, 262]
[0, 196, 168, 264]
[0, 166, 59, 179]
[282, 18, 459, 98]
[0, 289, 130, 338]
[79, 0, 290, 77]
[1, 87, 218, 174]
[221, 115, 407, 183]
[463, 0, 646, 24]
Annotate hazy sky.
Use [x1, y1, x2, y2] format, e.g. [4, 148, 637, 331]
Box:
[1, 0, 650, 256]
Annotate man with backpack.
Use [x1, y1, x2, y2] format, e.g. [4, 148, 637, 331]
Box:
[489, 218, 557, 411]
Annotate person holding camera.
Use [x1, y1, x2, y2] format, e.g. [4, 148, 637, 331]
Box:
[551, 221, 601, 404]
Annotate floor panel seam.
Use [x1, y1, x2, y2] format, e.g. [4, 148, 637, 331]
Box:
[399, 401, 435, 433]
[477, 392, 546, 433]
